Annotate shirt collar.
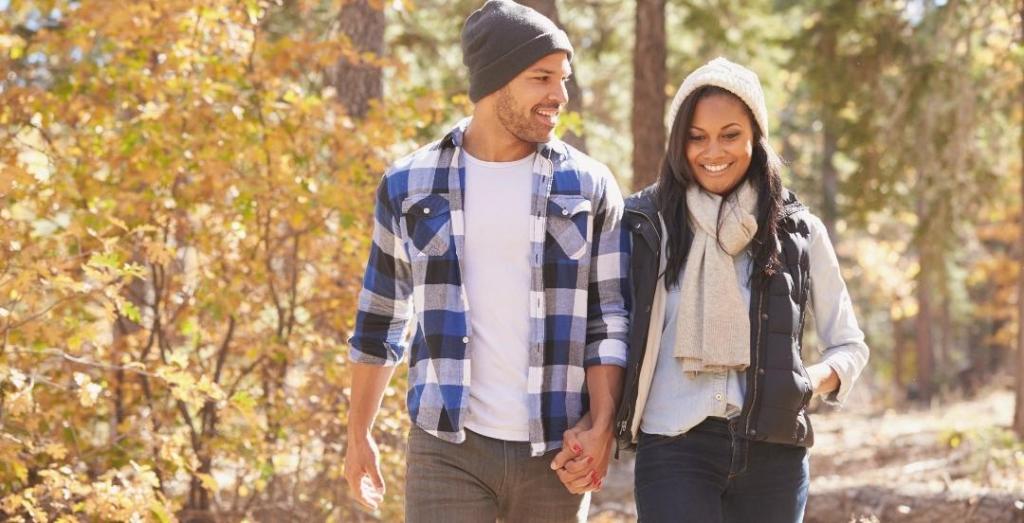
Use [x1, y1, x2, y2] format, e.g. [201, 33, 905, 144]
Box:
[442, 117, 568, 163]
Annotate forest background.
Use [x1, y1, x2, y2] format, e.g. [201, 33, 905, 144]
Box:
[1, 0, 1023, 521]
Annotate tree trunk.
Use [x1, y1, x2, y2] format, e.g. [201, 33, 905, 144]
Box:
[916, 286, 935, 401]
[893, 315, 904, 400]
[940, 289, 951, 377]
[518, 0, 587, 152]
[822, 120, 839, 244]
[914, 278, 934, 403]
[333, 0, 385, 119]
[914, 194, 934, 403]
[631, 0, 667, 191]
[1015, 1, 1024, 438]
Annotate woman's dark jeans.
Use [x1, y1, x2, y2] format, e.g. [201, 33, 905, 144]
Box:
[634, 417, 809, 523]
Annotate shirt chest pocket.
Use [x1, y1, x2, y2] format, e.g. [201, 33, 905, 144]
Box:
[401, 193, 452, 257]
[546, 195, 592, 260]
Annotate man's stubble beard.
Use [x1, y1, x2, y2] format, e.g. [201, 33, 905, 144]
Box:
[495, 86, 553, 145]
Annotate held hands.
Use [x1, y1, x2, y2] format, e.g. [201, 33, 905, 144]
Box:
[549, 414, 615, 494]
[343, 432, 386, 511]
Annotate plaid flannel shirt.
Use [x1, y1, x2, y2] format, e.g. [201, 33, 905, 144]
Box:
[349, 118, 629, 455]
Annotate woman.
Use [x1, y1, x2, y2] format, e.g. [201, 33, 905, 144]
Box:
[612, 58, 869, 522]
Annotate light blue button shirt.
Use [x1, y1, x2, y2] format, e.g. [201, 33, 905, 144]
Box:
[640, 253, 752, 436]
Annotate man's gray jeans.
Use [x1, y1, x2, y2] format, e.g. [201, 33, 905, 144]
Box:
[405, 425, 590, 522]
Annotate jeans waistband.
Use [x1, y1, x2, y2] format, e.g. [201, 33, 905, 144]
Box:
[692, 416, 733, 436]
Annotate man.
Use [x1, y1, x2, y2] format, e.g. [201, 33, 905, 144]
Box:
[342, 1, 628, 521]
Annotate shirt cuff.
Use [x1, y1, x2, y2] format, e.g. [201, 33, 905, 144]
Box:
[820, 351, 860, 406]
[348, 341, 403, 367]
[584, 338, 628, 368]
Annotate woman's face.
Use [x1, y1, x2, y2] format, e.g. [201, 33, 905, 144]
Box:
[685, 93, 754, 195]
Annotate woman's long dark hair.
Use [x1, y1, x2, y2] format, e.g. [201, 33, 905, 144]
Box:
[655, 85, 785, 289]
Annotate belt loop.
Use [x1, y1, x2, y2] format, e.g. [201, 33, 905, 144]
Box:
[726, 420, 749, 478]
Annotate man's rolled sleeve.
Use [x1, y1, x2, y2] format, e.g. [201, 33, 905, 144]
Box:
[584, 173, 629, 368]
[348, 174, 413, 367]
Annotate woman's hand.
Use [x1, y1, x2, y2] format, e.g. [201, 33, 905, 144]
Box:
[549, 414, 614, 494]
[806, 363, 840, 397]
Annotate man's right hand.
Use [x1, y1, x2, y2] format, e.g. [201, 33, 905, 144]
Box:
[344, 433, 386, 510]
[343, 363, 397, 510]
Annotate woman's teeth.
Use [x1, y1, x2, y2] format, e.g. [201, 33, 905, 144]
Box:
[702, 163, 729, 173]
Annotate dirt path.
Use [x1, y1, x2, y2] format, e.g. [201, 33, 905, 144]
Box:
[589, 391, 1024, 522]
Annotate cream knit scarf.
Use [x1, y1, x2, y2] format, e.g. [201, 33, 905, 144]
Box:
[674, 181, 759, 372]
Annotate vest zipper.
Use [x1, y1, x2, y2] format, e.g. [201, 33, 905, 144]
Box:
[625, 208, 662, 242]
[745, 287, 766, 438]
[616, 208, 660, 444]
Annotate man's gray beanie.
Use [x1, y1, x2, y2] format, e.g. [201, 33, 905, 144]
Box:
[461, 0, 574, 102]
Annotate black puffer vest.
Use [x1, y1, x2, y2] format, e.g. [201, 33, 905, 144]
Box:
[614, 185, 816, 454]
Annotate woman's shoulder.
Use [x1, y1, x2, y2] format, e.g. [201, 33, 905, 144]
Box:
[780, 188, 807, 217]
[779, 188, 828, 239]
[625, 183, 659, 212]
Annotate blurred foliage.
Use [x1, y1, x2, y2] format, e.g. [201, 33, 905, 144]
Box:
[0, 0, 1021, 520]
[0, 0, 456, 520]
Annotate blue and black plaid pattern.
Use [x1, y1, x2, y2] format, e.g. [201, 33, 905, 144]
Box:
[349, 118, 629, 455]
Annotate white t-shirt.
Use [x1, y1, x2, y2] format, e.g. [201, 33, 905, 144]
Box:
[461, 150, 535, 441]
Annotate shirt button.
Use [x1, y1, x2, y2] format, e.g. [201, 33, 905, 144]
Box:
[423, 208, 431, 215]
[761, 313, 768, 320]
[714, 393, 723, 401]
[462, 336, 469, 343]
[748, 429, 757, 437]
[758, 368, 765, 375]
[562, 209, 569, 216]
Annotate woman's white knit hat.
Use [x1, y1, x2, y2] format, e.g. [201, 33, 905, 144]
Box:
[665, 57, 769, 138]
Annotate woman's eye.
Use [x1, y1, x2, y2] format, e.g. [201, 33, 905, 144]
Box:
[688, 135, 705, 142]
[724, 133, 740, 140]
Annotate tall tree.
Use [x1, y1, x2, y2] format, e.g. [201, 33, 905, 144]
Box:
[519, 0, 587, 151]
[806, 14, 841, 242]
[821, 123, 840, 242]
[914, 207, 936, 402]
[334, 0, 385, 118]
[631, 0, 667, 190]
[1014, 0, 1024, 439]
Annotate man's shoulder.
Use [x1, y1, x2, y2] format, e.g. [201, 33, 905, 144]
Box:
[548, 141, 621, 204]
[378, 136, 453, 200]
[384, 118, 467, 181]
[384, 138, 447, 179]
[553, 140, 614, 182]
